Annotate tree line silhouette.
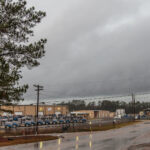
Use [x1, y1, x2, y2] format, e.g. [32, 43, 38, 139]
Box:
[59, 100, 150, 113]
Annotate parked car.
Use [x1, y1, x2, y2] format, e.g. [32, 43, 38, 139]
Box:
[52, 119, 58, 124]
[5, 122, 13, 128]
[37, 120, 44, 125]
[24, 120, 32, 127]
[13, 121, 21, 127]
[59, 118, 65, 124]
[5, 121, 20, 128]
[72, 118, 78, 123]
[135, 115, 140, 120]
[65, 118, 71, 124]
[81, 118, 86, 123]
[114, 116, 121, 119]
[30, 120, 36, 126]
[45, 119, 51, 125]
[140, 115, 147, 120]
[13, 116, 19, 121]
[1, 116, 8, 122]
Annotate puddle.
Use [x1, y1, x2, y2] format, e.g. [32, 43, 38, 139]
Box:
[1, 121, 150, 150]
[144, 122, 150, 124]
[101, 138, 113, 143]
[128, 143, 150, 150]
[130, 131, 137, 133]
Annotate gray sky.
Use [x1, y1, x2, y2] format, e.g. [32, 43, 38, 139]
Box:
[21, 0, 150, 100]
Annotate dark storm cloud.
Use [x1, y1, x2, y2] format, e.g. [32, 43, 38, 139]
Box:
[22, 0, 150, 99]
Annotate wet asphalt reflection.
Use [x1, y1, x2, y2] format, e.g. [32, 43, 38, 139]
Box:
[1, 121, 150, 150]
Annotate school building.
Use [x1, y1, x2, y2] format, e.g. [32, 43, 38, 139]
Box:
[0, 105, 69, 116]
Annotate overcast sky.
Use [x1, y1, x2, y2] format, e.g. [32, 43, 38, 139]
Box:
[21, 0, 150, 100]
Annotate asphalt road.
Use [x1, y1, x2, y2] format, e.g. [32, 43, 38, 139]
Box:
[1, 121, 150, 150]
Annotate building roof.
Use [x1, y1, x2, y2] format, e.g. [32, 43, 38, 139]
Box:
[71, 112, 89, 115]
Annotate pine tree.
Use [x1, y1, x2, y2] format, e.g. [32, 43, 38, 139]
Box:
[0, 0, 47, 105]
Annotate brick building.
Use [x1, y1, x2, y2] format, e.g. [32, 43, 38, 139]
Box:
[71, 110, 114, 119]
[0, 105, 69, 116]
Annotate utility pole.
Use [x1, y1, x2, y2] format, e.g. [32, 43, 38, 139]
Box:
[131, 92, 136, 121]
[34, 84, 44, 135]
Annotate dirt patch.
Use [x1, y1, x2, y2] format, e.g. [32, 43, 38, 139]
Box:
[0, 127, 63, 136]
[0, 135, 58, 147]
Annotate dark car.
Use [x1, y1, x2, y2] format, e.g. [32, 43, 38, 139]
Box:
[59, 118, 65, 124]
[37, 120, 44, 125]
[45, 119, 51, 125]
[81, 118, 87, 123]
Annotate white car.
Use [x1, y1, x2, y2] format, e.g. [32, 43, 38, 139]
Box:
[114, 115, 121, 119]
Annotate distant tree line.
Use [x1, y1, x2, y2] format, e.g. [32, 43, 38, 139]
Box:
[58, 100, 150, 114]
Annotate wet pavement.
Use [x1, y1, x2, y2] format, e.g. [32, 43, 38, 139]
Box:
[1, 121, 150, 150]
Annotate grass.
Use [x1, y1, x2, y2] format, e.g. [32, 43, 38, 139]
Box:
[0, 135, 58, 147]
[74, 121, 140, 132]
[0, 121, 140, 136]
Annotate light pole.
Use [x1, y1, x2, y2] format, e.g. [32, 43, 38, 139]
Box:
[0, 104, 1, 116]
[132, 93, 136, 121]
[0, 104, 1, 113]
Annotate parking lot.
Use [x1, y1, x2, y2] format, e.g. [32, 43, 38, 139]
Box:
[0, 114, 87, 129]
